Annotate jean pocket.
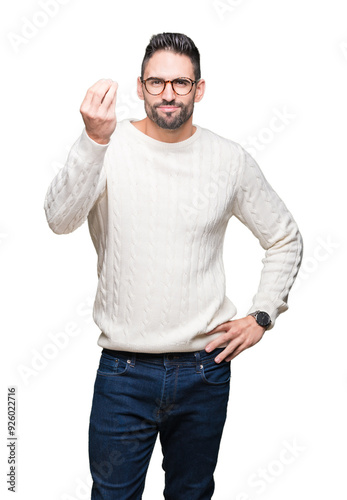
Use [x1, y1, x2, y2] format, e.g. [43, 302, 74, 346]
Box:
[200, 358, 231, 386]
[97, 352, 129, 377]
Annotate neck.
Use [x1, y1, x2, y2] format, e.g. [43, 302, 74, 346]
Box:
[131, 117, 196, 143]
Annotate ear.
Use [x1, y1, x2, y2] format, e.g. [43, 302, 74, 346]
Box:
[137, 76, 145, 101]
[194, 79, 206, 103]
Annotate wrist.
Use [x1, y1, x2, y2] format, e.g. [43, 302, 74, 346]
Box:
[247, 310, 272, 330]
[85, 130, 110, 145]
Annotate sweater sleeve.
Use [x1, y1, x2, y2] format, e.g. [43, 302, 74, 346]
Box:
[44, 127, 109, 235]
[231, 147, 303, 329]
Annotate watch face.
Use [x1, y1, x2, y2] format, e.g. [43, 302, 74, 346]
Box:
[257, 311, 271, 327]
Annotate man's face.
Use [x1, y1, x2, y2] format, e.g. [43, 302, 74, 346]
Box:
[138, 50, 203, 130]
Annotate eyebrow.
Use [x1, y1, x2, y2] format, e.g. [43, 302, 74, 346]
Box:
[145, 76, 191, 80]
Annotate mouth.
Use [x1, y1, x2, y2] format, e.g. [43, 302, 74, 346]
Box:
[158, 106, 180, 112]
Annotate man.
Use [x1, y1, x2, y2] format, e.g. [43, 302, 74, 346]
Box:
[44, 32, 303, 500]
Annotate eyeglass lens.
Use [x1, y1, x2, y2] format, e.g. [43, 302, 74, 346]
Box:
[145, 78, 193, 95]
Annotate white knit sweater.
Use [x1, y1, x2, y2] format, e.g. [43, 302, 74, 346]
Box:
[44, 118, 303, 353]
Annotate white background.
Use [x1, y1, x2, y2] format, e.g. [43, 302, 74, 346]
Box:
[1, 0, 346, 498]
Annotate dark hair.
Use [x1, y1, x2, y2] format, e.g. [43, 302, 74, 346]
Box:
[141, 32, 201, 81]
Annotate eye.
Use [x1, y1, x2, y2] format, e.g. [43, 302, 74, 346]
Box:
[148, 78, 163, 86]
[174, 79, 190, 87]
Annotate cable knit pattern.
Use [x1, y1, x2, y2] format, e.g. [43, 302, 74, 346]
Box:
[44, 118, 303, 353]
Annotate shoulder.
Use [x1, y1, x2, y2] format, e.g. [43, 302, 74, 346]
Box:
[198, 124, 246, 157]
[107, 118, 134, 150]
[114, 118, 130, 134]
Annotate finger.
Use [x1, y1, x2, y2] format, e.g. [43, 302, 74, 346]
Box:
[205, 333, 231, 353]
[216, 340, 242, 362]
[100, 80, 116, 105]
[102, 81, 118, 110]
[88, 78, 113, 92]
[205, 323, 229, 335]
[91, 79, 115, 107]
[89, 78, 114, 96]
[213, 347, 236, 363]
[224, 345, 244, 362]
[81, 79, 110, 108]
[205, 326, 238, 351]
[86, 79, 114, 109]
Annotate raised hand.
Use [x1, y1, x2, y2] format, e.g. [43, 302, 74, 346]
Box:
[79, 78, 118, 145]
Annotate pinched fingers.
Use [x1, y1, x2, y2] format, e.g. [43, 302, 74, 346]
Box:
[79, 78, 118, 144]
[81, 79, 115, 113]
[101, 81, 118, 110]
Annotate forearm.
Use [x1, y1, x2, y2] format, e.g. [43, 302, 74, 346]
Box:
[44, 127, 108, 234]
[232, 148, 303, 328]
[244, 207, 303, 328]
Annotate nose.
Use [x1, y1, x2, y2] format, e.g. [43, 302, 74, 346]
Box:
[161, 81, 176, 101]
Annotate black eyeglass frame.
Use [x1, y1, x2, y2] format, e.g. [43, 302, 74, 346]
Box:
[140, 77, 199, 96]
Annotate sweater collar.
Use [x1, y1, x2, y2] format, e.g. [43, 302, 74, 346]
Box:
[123, 118, 202, 150]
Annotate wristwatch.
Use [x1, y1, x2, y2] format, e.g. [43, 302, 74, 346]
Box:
[248, 310, 272, 329]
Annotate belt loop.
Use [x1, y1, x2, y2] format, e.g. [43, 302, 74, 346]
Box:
[194, 350, 201, 373]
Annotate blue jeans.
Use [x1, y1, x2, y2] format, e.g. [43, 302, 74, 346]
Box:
[88, 347, 231, 499]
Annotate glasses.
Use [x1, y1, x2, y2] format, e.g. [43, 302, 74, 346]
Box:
[141, 77, 198, 96]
